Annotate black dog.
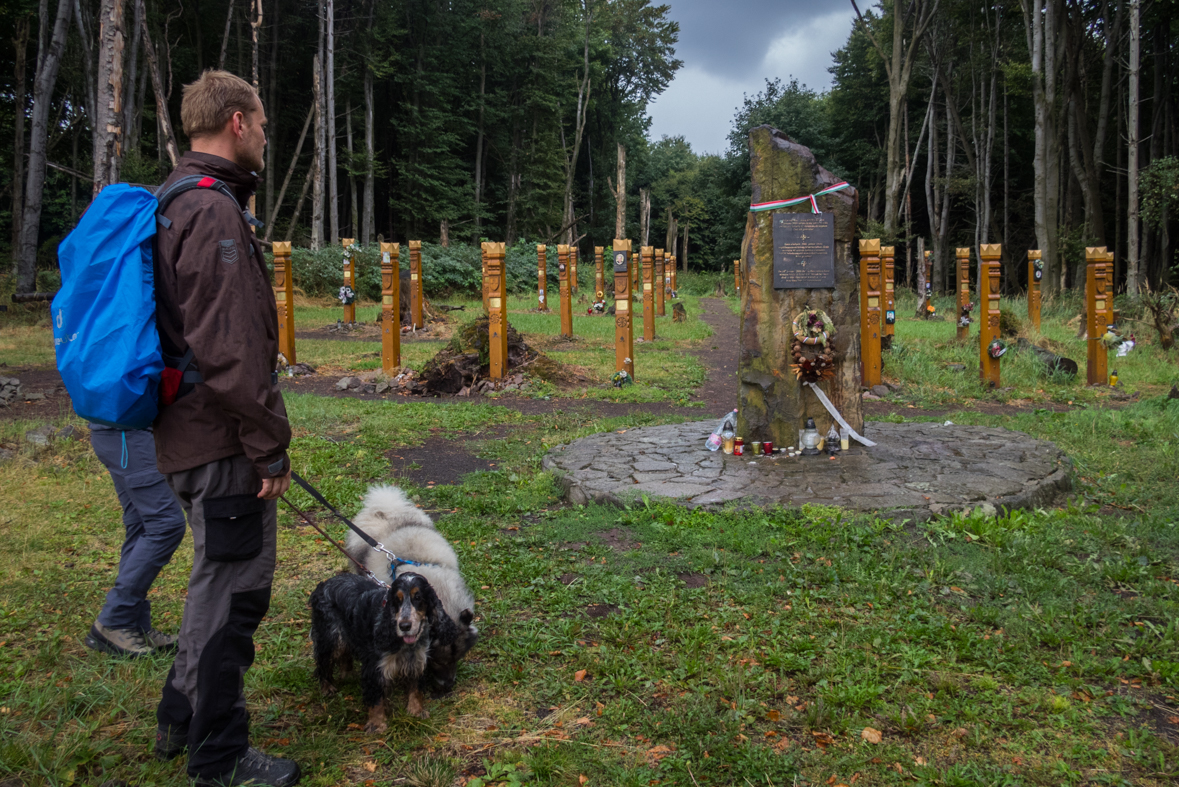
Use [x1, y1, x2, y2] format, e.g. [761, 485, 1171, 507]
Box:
[309, 571, 476, 731]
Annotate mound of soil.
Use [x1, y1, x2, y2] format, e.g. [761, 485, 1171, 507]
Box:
[419, 317, 587, 394]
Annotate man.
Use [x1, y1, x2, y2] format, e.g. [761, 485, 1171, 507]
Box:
[85, 425, 186, 657]
[151, 70, 298, 787]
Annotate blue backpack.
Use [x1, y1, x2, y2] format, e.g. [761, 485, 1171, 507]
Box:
[53, 176, 247, 428]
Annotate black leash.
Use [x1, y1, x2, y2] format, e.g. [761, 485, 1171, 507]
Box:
[280, 492, 390, 588]
[286, 471, 434, 576]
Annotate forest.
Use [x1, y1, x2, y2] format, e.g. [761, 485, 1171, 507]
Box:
[2, 0, 1178, 300]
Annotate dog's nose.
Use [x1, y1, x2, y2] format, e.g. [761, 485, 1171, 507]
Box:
[399, 620, 412, 631]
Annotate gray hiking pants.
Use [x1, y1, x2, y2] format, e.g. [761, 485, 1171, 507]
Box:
[155, 453, 277, 780]
[89, 426, 186, 631]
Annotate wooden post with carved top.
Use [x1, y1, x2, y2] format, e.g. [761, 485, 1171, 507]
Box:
[669, 255, 677, 294]
[537, 245, 548, 311]
[570, 247, 578, 295]
[655, 248, 666, 316]
[859, 239, 882, 387]
[380, 242, 400, 371]
[979, 244, 1002, 387]
[272, 241, 296, 364]
[341, 238, 356, 324]
[613, 241, 634, 378]
[409, 241, 423, 329]
[734, 258, 741, 294]
[882, 246, 896, 339]
[483, 242, 508, 379]
[1027, 250, 1042, 330]
[640, 246, 655, 340]
[956, 247, 971, 340]
[557, 244, 573, 338]
[594, 246, 605, 299]
[1086, 246, 1111, 385]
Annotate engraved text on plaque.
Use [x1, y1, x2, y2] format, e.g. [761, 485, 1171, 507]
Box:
[772, 213, 835, 289]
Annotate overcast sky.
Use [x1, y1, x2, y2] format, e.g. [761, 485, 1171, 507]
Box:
[647, 0, 858, 155]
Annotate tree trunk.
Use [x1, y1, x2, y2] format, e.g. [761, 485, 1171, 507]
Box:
[1021, 0, 1063, 294]
[611, 143, 626, 239]
[17, 0, 73, 294]
[363, 66, 374, 245]
[250, 0, 261, 86]
[326, 0, 338, 244]
[682, 223, 688, 273]
[218, 0, 234, 69]
[440, 219, 449, 247]
[11, 16, 30, 272]
[474, 29, 486, 238]
[311, 50, 325, 250]
[852, 0, 939, 233]
[264, 104, 313, 242]
[264, 0, 278, 224]
[73, 0, 98, 144]
[286, 164, 313, 243]
[560, 0, 592, 246]
[345, 98, 358, 240]
[1126, 0, 1141, 297]
[139, 0, 179, 169]
[92, 0, 126, 193]
[121, 0, 142, 161]
[638, 187, 650, 246]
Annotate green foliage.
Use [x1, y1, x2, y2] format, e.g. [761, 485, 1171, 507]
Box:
[1141, 156, 1179, 230]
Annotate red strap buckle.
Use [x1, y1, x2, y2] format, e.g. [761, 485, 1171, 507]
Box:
[196, 176, 217, 188]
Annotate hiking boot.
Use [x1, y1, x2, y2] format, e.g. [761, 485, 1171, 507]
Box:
[144, 627, 179, 652]
[84, 622, 151, 658]
[193, 747, 301, 787]
[155, 724, 188, 761]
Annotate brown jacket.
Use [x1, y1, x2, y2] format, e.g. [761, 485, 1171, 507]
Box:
[153, 152, 290, 479]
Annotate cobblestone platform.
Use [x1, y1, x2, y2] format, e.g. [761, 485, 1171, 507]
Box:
[542, 421, 1072, 521]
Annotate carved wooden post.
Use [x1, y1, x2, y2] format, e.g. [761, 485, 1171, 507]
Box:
[380, 242, 400, 371]
[408, 241, 424, 329]
[882, 245, 896, 339]
[655, 248, 666, 316]
[956, 247, 971, 340]
[1102, 249, 1115, 328]
[613, 241, 634, 378]
[272, 241, 296, 364]
[979, 244, 1002, 387]
[924, 249, 932, 296]
[640, 246, 656, 340]
[481, 244, 490, 314]
[1027, 250, 1042, 330]
[1086, 246, 1110, 385]
[669, 254, 677, 294]
[537, 245, 548, 311]
[594, 246, 605, 299]
[859, 239, 882, 387]
[341, 238, 356, 324]
[734, 258, 741, 294]
[557, 244, 573, 338]
[482, 242, 508, 378]
[570, 246, 578, 295]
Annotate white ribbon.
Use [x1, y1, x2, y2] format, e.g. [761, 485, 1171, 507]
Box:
[804, 382, 877, 447]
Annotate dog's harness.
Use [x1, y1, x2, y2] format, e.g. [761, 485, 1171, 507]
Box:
[281, 472, 439, 590]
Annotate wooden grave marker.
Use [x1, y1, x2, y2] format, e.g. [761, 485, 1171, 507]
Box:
[341, 238, 356, 324]
[978, 244, 1002, 387]
[956, 247, 971, 340]
[641, 246, 656, 340]
[859, 239, 882, 388]
[1027, 250, 1042, 330]
[409, 240, 423, 329]
[613, 241, 634, 378]
[558, 244, 573, 338]
[380, 242, 400, 371]
[537, 245, 548, 311]
[272, 241, 296, 364]
[882, 245, 896, 339]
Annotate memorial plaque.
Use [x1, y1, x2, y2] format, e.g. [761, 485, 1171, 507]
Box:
[613, 248, 629, 272]
[772, 213, 835, 289]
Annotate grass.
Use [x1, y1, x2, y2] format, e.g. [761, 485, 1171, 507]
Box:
[1, 387, 1177, 786]
[2, 281, 1178, 785]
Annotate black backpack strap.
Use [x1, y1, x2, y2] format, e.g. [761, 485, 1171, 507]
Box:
[155, 175, 264, 230]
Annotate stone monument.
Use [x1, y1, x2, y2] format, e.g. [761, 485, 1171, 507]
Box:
[737, 126, 862, 447]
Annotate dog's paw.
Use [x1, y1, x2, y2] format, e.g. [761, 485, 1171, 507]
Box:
[408, 706, 430, 719]
[364, 720, 388, 734]
[320, 681, 338, 696]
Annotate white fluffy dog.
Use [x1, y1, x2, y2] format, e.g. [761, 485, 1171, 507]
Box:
[344, 485, 476, 629]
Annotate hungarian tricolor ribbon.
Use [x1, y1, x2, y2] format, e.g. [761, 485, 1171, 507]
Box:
[749, 181, 851, 214]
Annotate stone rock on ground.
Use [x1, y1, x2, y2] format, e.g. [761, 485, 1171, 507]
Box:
[543, 420, 1072, 521]
[0, 377, 22, 405]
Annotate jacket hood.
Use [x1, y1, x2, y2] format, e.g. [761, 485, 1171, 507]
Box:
[173, 151, 261, 207]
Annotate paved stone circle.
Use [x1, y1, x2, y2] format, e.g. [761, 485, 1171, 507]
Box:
[542, 420, 1073, 521]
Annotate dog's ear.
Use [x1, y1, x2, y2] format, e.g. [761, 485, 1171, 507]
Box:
[459, 609, 474, 627]
[416, 579, 443, 620]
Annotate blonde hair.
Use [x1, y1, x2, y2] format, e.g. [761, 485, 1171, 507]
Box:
[180, 70, 259, 140]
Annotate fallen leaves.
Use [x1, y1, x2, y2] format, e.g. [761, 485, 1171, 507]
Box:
[861, 727, 883, 745]
[645, 744, 674, 763]
[574, 669, 587, 682]
[361, 761, 376, 773]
